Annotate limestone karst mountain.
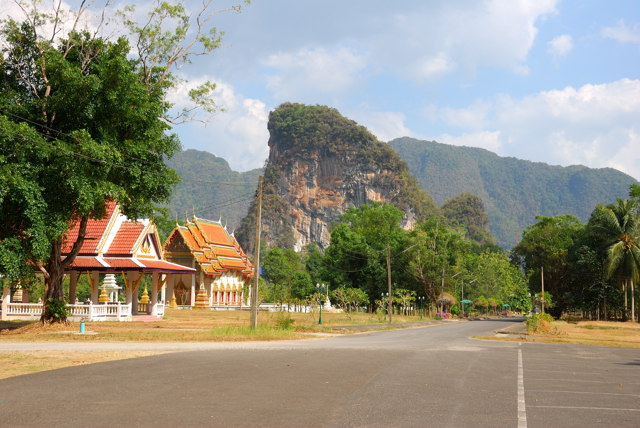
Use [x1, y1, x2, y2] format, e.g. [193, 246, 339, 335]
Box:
[235, 103, 439, 253]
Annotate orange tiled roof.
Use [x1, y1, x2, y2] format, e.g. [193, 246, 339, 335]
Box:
[60, 201, 195, 275]
[61, 201, 118, 254]
[164, 217, 254, 279]
[105, 222, 144, 255]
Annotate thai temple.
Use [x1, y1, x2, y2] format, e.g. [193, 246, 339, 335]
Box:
[1, 200, 197, 321]
[163, 216, 254, 308]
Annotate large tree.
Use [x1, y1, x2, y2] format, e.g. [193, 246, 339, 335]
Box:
[402, 218, 467, 308]
[323, 202, 406, 301]
[589, 199, 640, 321]
[0, 0, 246, 322]
[511, 214, 584, 317]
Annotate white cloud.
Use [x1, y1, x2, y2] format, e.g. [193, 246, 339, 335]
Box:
[169, 76, 269, 171]
[602, 20, 640, 45]
[425, 79, 640, 180]
[350, 110, 413, 142]
[437, 131, 503, 153]
[228, 0, 558, 100]
[263, 47, 366, 102]
[547, 34, 573, 58]
[364, 0, 558, 81]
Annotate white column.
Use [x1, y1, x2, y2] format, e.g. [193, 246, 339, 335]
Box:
[190, 270, 197, 306]
[160, 274, 167, 303]
[151, 272, 159, 316]
[90, 271, 100, 303]
[1, 286, 10, 321]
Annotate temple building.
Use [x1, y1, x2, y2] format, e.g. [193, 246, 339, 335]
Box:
[163, 216, 254, 308]
[60, 200, 196, 315]
[1, 200, 196, 321]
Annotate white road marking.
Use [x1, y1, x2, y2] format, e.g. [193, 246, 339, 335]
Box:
[528, 406, 640, 412]
[518, 347, 527, 428]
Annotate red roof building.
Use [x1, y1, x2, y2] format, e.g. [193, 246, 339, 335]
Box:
[61, 201, 195, 314]
[164, 217, 254, 307]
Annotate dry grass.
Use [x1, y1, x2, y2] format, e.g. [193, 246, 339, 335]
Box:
[0, 351, 174, 380]
[0, 309, 419, 341]
[484, 320, 640, 348]
[538, 320, 640, 347]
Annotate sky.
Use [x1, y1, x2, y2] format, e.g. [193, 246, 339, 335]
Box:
[6, 0, 640, 181]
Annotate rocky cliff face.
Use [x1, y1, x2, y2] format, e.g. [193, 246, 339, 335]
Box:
[236, 103, 438, 253]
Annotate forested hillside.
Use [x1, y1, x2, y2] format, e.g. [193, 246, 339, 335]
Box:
[389, 137, 638, 248]
[164, 150, 262, 231]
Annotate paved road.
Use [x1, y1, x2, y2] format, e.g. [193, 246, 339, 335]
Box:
[0, 319, 637, 427]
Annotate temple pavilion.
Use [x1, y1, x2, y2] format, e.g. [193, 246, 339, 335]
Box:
[163, 216, 254, 308]
[1, 200, 197, 321]
[62, 200, 196, 316]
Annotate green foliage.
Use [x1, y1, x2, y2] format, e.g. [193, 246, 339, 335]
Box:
[526, 312, 554, 333]
[462, 250, 528, 306]
[0, 1, 245, 322]
[42, 298, 69, 324]
[330, 287, 370, 318]
[323, 203, 406, 300]
[511, 214, 584, 317]
[389, 137, 638, 249]
[274, 313, 295, 330]
[402, 218, 467, 305]
[442, 193, 495, 245]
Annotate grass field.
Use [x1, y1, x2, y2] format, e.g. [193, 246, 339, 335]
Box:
[529, 320, 640, 347]
[0, 308, 419, 342]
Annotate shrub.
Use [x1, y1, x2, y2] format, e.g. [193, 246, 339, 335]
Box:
[526, 313, 553, 333]
[275, 314, 295, 330]
[42, 298, 69, 324]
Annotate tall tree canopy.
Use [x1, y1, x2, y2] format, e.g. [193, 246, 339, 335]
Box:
[0, 0, 246, 322]
[511, 214, 584, 317]
[323, 202, 406, 300]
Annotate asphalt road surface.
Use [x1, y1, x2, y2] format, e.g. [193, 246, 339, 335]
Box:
[0, 319, 637, 427]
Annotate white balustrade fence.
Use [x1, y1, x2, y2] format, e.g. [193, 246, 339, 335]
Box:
[1, 302, 132, 321]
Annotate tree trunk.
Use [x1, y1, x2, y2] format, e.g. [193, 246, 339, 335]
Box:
[631, 279, 636, 323]
[41, 238, 67, 323]
[40, 215, 89, 324]
[623, 280, 628, 321]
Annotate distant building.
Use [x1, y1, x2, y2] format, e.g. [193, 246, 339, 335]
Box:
[163, 217, 254, 308]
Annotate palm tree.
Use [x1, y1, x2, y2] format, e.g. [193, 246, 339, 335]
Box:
[594, 199, 640, 321]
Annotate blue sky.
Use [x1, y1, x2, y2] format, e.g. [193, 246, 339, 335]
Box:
[7, 0, 640, 180]
[166, 0, 640, 182]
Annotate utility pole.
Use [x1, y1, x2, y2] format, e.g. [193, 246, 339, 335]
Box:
[250, 176, 263, 329]
[540, 266, 545, 314]
[386, 243, 392, 324]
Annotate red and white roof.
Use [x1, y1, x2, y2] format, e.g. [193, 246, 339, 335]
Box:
[61, 201, 195, 274]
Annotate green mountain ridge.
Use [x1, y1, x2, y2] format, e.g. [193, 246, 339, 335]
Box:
[164, 149, 262, 231]
[388, 137, 638, 248]
[163, 134, 637, 251]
